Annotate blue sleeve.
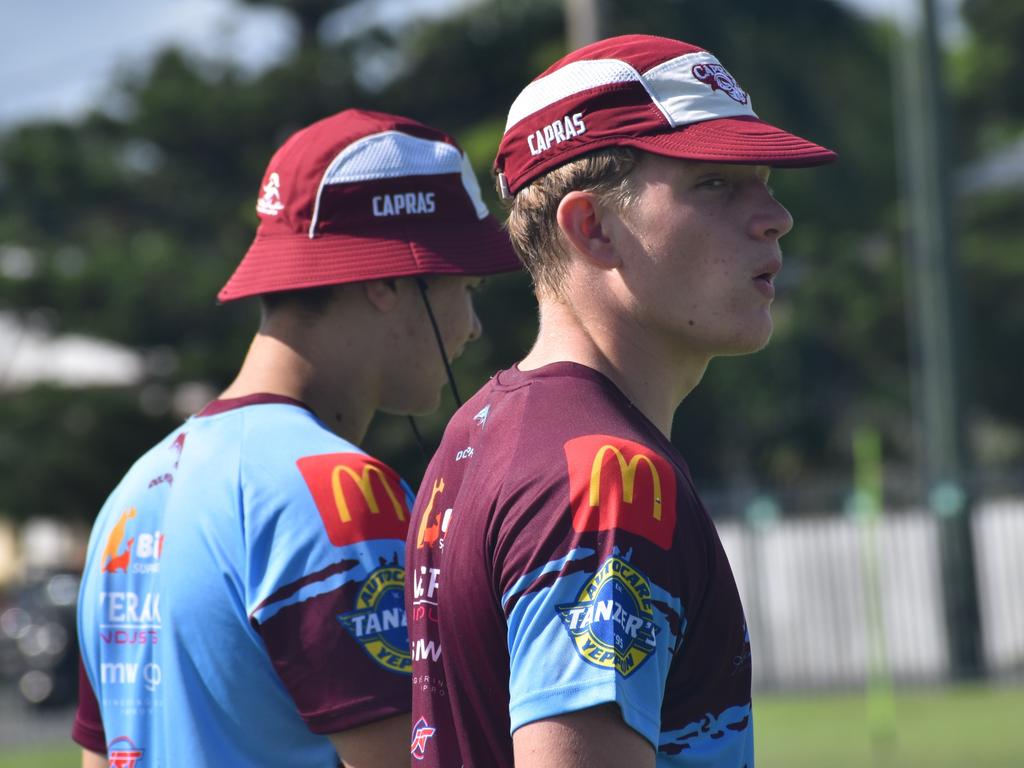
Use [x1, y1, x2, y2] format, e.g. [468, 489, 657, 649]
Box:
[501, 541, 684, 749]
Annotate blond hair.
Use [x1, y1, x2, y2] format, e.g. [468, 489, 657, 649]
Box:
[501, 147, 643, 299]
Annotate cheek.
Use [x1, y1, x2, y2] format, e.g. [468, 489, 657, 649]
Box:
[415, 295, 468, 360]
[395, 312, 422, 348]
[446, 295, 475, 341]
[386, 306, 435, 371]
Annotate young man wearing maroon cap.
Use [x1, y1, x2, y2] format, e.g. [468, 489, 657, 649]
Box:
[73, 109, 521, 768]
[406, 35, 836, 767]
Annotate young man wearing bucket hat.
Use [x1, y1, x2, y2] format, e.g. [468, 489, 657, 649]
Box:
[406, 35, 836, 767]
[72, 108, 521, 768]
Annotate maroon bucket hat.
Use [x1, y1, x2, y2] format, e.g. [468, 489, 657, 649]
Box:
[220, 108, 521, 302]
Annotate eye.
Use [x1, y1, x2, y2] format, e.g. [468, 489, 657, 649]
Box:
[696, 176, 727, 190]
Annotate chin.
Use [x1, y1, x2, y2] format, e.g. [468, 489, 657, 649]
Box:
[718, 324, 774, 357]
[409, 397, 443, 417]
[380, 389, 443, 417]
[747, 313, 775, 349]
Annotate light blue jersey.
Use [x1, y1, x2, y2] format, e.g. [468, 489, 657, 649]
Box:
[76, 396, 412, 766]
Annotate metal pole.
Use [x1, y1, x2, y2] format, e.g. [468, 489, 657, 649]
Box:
[564, 0, 605, 49]
[895, 0, 983, 679]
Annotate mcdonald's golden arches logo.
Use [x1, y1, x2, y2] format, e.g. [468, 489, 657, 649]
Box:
[563, 435, 677, 549]
[296, 452, 410, 546]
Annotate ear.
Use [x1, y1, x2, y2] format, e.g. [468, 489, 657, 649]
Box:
[555, 191, 622, 270]
[363, 278, 401, 312]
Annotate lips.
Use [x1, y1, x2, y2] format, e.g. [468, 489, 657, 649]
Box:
[754, 255, 782, 282]
[753, 255, 782, 299]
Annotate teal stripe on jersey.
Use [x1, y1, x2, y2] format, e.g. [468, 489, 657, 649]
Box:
[500, 546, 595, 610]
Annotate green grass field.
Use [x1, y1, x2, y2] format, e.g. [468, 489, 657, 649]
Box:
[2, 684, 1020, 767]
[756, 683, 1022, 768]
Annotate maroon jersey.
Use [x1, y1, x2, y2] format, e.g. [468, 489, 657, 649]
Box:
[405, 363, 753, 767]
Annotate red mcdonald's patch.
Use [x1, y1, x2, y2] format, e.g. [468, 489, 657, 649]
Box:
[296, 452, 410, 546]
[563, 435, 677, 550]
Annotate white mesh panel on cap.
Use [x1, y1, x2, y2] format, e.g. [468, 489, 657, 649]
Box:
[459, 153, 490, 220]
[642, 52, 757, 127]
[504, 58, 645, 132]
[309, 131, 472, 237]
[323, 130, 463, 182]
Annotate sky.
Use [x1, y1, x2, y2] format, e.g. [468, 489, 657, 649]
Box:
[0, 0, 964, 129]
[0, 0, 480, 127]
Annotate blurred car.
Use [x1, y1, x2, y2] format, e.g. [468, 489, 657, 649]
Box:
[0, 570, 80, 707]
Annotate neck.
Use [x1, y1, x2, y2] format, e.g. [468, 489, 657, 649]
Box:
[220, 331, 376, 444]
[519, 297, 709, 438]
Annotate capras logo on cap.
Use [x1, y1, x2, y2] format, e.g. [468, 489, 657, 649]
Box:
[372, 192, 436, 217]
[691, 63, 748, 105]
[527, 112, 587, 157]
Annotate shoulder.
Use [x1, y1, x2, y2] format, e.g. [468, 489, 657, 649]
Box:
[293, 450, 411, 547]
[488, 371, 665, 493]
[231, 405, 365, 478]
[503, 364, 651, 443]
[562, 433, 681, 550]
[220, 406, 411, 543]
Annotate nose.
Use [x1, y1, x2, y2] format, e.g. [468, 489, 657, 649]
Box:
[750, 188, 794, 241]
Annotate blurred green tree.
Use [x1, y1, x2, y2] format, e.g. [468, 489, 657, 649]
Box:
[949, 0, 1024, 485]
[362, 0, 908, 506]
[0, 0, 1021, 524]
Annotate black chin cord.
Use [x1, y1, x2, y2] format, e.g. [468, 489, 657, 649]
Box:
[415, 277, 463, 406]
[407, 413, 428, 458]
[407, 277, 464, 458]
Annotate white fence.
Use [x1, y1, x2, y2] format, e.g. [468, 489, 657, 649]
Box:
[718, 498, 1024, 689]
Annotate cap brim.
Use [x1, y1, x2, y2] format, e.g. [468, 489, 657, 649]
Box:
[218, 217, 521, 302]
[632, 115, 837, 168]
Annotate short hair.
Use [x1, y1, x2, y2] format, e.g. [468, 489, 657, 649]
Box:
[259, 283, 344, 321]
[501, 147, 643, 299]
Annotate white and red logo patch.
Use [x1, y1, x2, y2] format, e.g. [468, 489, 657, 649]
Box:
[107, 736, 144, 768]
[691, 63, 748, 104]
[257, 172, 285, 216]
[410, 717, 437, 761]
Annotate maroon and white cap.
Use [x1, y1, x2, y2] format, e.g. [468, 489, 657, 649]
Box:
[219, 108, 521, 302]
[495, 34, 837, 196]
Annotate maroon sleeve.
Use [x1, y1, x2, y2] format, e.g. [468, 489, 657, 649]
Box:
[252, 452, 413, 734]
[255, 583, 412, 735]
[72, 657, 106, 753]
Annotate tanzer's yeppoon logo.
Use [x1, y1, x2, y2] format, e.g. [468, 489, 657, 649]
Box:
[556, 557, 658, 677]
[338, 566, 411, 674]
